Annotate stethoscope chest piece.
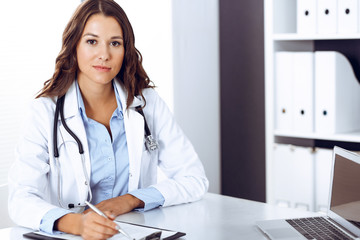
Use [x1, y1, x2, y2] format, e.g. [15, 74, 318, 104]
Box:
[145, 135, 158, 151]
[135, 106, 158, 151]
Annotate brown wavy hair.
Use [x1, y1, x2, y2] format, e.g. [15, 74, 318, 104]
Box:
[37, 0, 154, 108]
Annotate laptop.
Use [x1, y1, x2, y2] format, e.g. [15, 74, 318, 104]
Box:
[257, 146, 360, 240]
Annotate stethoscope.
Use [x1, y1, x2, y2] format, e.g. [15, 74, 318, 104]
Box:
[53, 94, 158, 209]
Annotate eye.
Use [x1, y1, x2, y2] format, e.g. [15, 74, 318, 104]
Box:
[86, 39, 97, 45]
[110, 41, 121, 47]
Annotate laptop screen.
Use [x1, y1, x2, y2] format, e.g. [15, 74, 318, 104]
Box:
[330, 153, 360, 225]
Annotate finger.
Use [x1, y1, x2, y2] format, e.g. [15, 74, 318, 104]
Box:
[84, 212, 118, 234]
[82, 228, 115, 240]
[104, 210, 116, 220]
[96, 214, 118, 232]
[82, 224, 118, 239]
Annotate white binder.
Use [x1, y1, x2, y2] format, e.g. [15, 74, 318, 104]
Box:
[315, 51, 360, 134]
[292, 52, 314, 133]
[291, 146, 315, 211]
[275, 52, 294, 132]
[297, 0, 317, 34]
[272, 144, 293, 208]
[317, 0, 338, 34]
[314, 148, 332, 213]
[272, 144, 315, 211]
[338, 0, 358, 34]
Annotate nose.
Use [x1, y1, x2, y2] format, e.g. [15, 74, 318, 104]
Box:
[98, 44, 110, 61]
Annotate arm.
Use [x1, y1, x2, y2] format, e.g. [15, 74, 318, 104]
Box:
[82, 194, 144, 217]
[143, 90, 209, 207]
[8, 98, 61, 230]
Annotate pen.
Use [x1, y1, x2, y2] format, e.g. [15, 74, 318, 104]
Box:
[84, 201, 134, 240]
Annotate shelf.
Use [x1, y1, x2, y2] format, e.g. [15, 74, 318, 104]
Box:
[273, 33, 360, 41]
[274, 130, 360, 151]
[274, 130, 360, 142]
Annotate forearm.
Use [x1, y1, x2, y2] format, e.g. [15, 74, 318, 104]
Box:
[125, 193, 145, 209]
[55, 213, 82, 235]
[83, 194, 144, 217]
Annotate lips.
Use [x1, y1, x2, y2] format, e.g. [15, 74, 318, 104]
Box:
[93, 65, 111, 72]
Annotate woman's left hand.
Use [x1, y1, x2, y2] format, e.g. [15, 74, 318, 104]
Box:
[84, 194, 144, 216]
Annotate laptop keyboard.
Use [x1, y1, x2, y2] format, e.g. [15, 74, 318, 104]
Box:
[286, 217, 353, 240]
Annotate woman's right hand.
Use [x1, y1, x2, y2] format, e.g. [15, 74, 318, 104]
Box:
[55, 212, 119, 240]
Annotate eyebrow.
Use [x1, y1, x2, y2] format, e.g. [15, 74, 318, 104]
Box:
[83, 33, 123, 40]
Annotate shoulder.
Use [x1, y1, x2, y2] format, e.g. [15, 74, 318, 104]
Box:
[142, 87, 160, 102]
[26, 96, 57, 120]
[31, 96, 56, 110]
[141, 87, 162, 111]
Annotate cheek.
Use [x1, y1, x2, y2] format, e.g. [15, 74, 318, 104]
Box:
[77, 46, 93, 68]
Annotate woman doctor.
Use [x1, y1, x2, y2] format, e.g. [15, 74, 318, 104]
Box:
[8, 0, 208, 239]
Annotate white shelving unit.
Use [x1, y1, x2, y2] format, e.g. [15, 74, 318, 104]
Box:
[264, 0, 360, 210]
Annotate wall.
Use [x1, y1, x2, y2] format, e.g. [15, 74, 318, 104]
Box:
[172, 0, 221, 193]
[117, 0, 174, 110]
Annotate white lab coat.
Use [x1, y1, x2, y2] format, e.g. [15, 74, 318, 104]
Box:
[8, 80, 209, 230]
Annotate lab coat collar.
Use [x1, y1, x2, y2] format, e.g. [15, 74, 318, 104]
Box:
[113, 78, 144, 110]
[62, 81, 80, 120]
[63, 79, 144, 120]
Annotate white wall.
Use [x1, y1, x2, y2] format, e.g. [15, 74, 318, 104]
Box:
[172, 0, 221, 193]
[117, 0, 174, 111]
[0, 0, 79, 185]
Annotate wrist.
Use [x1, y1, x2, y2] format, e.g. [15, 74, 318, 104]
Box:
[55, 213, 82, 235]
[126, 194, 144, 209]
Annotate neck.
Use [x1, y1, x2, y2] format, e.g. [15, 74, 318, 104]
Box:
[78, 80, 115, 108]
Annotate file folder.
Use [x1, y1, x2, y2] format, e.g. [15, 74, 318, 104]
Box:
[338, 0, 358, 34]
[292, 52, 314, 133]
[317, 0, 338, 34]
[315, 51, 360, 134]
[272, 144, 294, 208]
[314, 148, 332, 213]
[272, 144, 315, 211]
[297, 0, 317, 34]
[291, 146, 315, 212]
[275, 52, 294, 132]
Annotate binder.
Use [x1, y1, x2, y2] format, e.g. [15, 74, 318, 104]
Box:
[272, 144, 294, 208]
[272, 144, 315, 211]
[275, 52, 294, 132]
[291, 146, 315, 211]
[315, 51, 360, 134]
[297, 0, 317, 34]
[292, 52, 314, 133]
[317, 0, 338, 34]
[338, 0, 358, 34]
[314, 148, 332, 213]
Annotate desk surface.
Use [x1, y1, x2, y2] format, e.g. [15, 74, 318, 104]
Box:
[0, 193, 319, 239]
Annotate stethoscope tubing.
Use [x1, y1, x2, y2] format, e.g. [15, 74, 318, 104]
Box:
[53, 95, 91, 209]
[53, 93, 158, 209]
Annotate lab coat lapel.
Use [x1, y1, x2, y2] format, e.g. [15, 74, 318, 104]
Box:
[114, 80, 144, 191]
[58, 82, 90, 202]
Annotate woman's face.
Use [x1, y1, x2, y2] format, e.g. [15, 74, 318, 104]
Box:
[76, 14, 125, 87]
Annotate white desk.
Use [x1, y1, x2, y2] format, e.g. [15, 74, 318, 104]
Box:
[0, 193, 319, 239]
